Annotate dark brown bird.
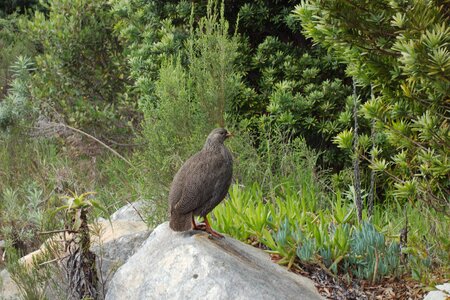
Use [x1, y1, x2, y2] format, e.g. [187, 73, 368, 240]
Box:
[169, 128, 233, 238]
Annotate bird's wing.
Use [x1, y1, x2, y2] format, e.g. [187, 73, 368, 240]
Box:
[169, 151, 228, 215]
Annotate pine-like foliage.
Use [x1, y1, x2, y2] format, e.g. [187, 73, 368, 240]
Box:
[111, 0, 192, 106]
[136, 1, 243, 219]
[296, 0, 449, 211]
[0, 56, 34, 129]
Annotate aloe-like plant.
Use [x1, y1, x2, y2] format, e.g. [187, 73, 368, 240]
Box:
[213, 181, 405, 282]
[58, 191, 106, 299]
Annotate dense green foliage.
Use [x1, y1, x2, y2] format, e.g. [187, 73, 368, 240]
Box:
[135, 3, 247, 216]
[112, 0, 354, 170]
[0, 0, 449, 295]
[23, 0, 135, 134]
[295, 0, 449, 212]
[0, 0, 38, 17]
[0, 13, 35, 101]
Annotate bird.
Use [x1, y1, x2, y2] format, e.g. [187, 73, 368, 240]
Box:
[169, 128, 233, 238]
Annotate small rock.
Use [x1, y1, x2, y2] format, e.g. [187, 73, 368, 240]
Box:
[423, 290, 449, 300]
[436, 283, 450, 294]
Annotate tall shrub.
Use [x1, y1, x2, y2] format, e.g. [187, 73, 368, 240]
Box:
[138, 1, 243, 220]
[113, 0, 354, 170]
[296, 0, 450, 211]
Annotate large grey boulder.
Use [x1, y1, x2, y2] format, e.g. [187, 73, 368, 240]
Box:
[91, 220, 151, 285]
[106, 222, 322, 300]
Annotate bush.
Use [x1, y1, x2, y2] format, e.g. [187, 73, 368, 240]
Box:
[22, 0, 134, 135]
[296, 0, 450, 211]
[0, 14, 35, 100]
[113, 0, 353, 170]
[0, 185, 45, 256]
[136, 1, 244, 223]
[0, 56, 35, 129]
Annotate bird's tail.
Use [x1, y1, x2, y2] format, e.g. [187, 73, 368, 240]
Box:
[169, 211, 192, 232]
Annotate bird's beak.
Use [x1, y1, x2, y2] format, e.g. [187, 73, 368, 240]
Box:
[226, 131, 233, 138]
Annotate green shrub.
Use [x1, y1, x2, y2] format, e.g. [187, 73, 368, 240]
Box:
[113, 0, 353, 170]
[0, 56, 35, 129]
[0, 184, 46, 255]
[345, 222, 400, 281]
[111, 0, 193, 106]
[0, 13, 35, 100]
[296, 0, 450, 212]
[22, 0, 133, 134]
[136, 1, 244, 223]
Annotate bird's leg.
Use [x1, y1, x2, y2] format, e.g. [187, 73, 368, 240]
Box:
[203, 217, 224, 238]
[191, 215, 206, 230]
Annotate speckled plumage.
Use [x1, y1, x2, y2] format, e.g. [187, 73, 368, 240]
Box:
[169, 128, 233, 233]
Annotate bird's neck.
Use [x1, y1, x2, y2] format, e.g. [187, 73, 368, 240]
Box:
[203, 141, 232, 162]
[203, 140, 220, 151]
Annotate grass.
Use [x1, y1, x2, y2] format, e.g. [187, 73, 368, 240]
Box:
[0, 128, 167, 255]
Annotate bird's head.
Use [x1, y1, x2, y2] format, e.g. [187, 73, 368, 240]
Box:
[206, 128, 233, 145]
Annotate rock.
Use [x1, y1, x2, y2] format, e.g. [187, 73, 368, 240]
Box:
[106, 222, 322, 300]
[435, 283, 450, 294]
[0, 269, 20, 300]
[423, 283, 450, 300]
[110, 201, 148, 222]
[423, 290, 449, 300]
[91, 220, 151, 286]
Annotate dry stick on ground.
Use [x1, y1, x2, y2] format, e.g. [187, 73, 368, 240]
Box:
[60, 123, 134, 168]
[32, 121, 134, 168]
[38, 229, 78, 235]
[124, 199, 146, 223]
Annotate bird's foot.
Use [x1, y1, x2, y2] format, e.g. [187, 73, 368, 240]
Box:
[203, 217, 224, 239]
[192, 216, 224, 238]
[191, 216, 207, 230]
[192, 222, 206, 230]
[205, 227, 224, 239]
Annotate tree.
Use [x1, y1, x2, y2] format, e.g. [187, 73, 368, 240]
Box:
[295, 0, 449, 211]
